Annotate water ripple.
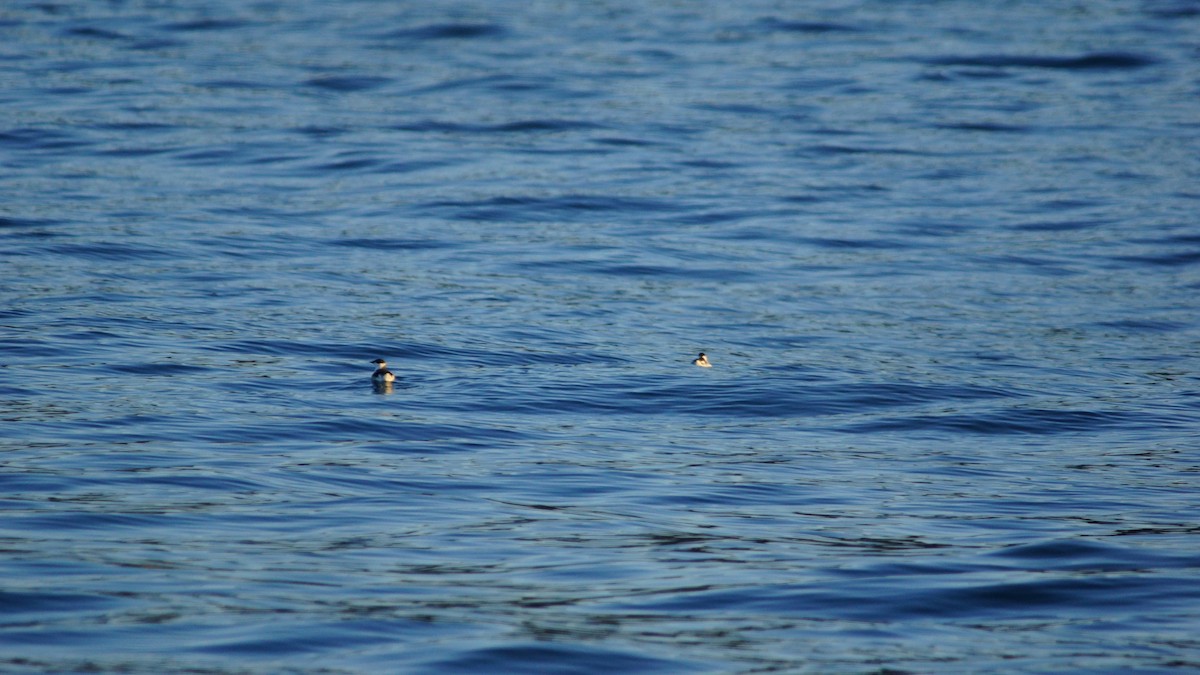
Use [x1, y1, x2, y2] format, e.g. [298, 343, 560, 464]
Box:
[923, 52, 1159, 71]
[381, 23, 507, 41]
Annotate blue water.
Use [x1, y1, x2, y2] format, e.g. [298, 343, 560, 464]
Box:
[3, 0, 1199, 672]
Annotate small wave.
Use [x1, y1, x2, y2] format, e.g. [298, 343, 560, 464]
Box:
[800, 143, 927, 157]
[517, 258, 755, 282]
[305, 76, 392, 92]
[93, 121, 179, 133]
[381, 23, 506, 41]
[22, 512, 175, 531]
[626, 572, 1197, 623]
[396, 119, 605, 134]
[196, 626, 391, 657]
[1111, 249, 1200, 267]
[127, 38, 182, 51]
[329, 237, 449, 251]
[312, 156, 383, 172]
[755, 17, 861, 34]
[936, 122, 1030, 133]
[420, 643, 695, 673]
[198, 79, 280, 91]
[902, 575, 1194, 620]
[175, 146, 269, 165]
[593, 136, 659, 147]
[162, 18, 252, 32]
[783, 77, 858, 91]
[0, 216, 63, 229]
[43, 242, 174, 261]
[63, 26, 131, 41]
[404, 74, 556, 96]
[692, 103, 773, 116]
[1012, 218, 1108, 232]
[0, 470, 76, 492]
[455, 378, 1011, 419]
[842, 407, 1175, 435]
[678, 159, 740, 169]
[924, 52, 1158, 71]
[667, 208, 786, 225]
[1153, 233, 1200, 245]
[796, 236, 910, 250]
[989, 539, 1199, 572]
[0, 127, 90, 151]
[292, 125, 346, 138]
[97, 145, 173, 157]
[189, 418, 529, 446]
[106, 363, 212, 376]
[0, 338, 60, 359]
[203, 339, 352, 357]
[600, 263, 754, 281]
[0, 590, 117, 614]
[417, 194, 676, 222]
[131, 474, 267, 492]
[1095, 319, 1190, 333]
[1145, 4, 1200, 19]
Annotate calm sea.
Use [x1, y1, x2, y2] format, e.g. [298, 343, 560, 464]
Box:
[3, 0, 1199, 672]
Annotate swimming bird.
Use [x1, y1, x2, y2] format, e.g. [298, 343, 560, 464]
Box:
[370, 358, 396, 382]
[692, 352, 712, 368]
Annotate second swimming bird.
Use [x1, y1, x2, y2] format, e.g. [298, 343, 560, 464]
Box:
[370, 358, 396, 382]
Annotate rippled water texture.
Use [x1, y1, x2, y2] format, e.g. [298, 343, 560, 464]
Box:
[3, 0, 1199, 672]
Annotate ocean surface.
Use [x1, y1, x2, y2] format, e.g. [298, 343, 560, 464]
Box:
[2, 0, 1199, 672]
